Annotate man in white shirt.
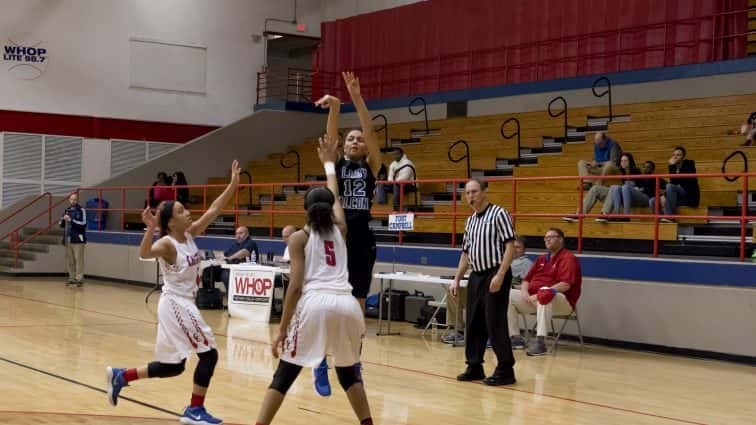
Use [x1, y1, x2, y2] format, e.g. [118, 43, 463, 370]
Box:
[280, 225, 297, 263]
[384, 148, 416, 210]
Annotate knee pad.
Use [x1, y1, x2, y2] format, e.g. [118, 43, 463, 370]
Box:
[148, 359, 186, 378]
[336, 363, 363, 391]
[269, 360, 302, 394]
[193, 349, 218, 387]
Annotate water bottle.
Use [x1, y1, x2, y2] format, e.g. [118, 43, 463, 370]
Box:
[430, 317, 438, 338]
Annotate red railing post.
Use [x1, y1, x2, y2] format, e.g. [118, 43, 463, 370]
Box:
[511, 177, 517, 228]
[203, 186, 208, 211]
[120, 189, 125, 232]
[740, 173, 748, 262]
[451, 179, 458, 247]
[98, 189, 103, 231]
[47, 193, 52, 227]
[577, 176, 584, 253]
[398, 182, 404, 245]
[653, 176, 661, 257]
[234, 185, 240, 231]
[269, 185, 275, 238]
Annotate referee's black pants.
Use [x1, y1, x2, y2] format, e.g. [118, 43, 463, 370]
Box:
[465, 266, 515, 377]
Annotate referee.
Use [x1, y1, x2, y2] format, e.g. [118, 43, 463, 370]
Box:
[451, 179, 517, 386]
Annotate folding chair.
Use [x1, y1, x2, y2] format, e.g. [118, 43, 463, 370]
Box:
[521, 305, 584, 353]
[422, 294, 450, 335]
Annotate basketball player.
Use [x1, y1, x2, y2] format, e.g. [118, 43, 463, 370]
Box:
[254, 134, 373, 425]
[310, 72, 381, 396]
[105, 160, 241, 425]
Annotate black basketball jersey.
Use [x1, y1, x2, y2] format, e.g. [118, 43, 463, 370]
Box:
[336, 157, 376, 225]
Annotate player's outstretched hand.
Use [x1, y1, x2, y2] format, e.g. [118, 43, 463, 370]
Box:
[342, 71, 361, 98]
[229, 159, 241, 184]
[315, 94, 340, 109]
[318, 134, 339, 164]
[141, 206, 158, 229]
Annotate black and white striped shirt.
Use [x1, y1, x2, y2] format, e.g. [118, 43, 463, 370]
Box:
[462, 203, 515, 272]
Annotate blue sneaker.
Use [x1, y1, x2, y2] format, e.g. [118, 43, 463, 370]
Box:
[486, 339, 492, 349]
[180, 406, 223, 425]
[313, 358, 331, 397]
[105, 366, 128, 406]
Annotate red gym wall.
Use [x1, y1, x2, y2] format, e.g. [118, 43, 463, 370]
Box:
[0, 110, 218, 144]
[314, 0, 749, 100]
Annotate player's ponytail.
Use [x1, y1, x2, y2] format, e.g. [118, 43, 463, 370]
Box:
[304, 186, 335, 235]
[158, 200, 175, 237]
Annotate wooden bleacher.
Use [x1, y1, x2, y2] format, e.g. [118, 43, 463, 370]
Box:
[135, 93, 755, 248]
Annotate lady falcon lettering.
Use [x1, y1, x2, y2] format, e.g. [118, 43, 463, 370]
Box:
[340, 163, 371, 211]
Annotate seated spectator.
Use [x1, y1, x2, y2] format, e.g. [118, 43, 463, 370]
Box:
[442, 282, 466, 346]
[740, 112, 756, 147]
[577, 132, 622, 190]
[384, 148, 416, 210]
[648, 146, 700, 223]
[562, 164, 622, 223]
[507, 228, 581, 356]
[510, 236, 533, 288]
[172, 171, 189, 205]
[606, 159, 666, 221]
[374, 164, 389, 205]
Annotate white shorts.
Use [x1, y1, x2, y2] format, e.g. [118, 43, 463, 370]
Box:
[155, 294, 216, 363]
[281, 291, 365, 368]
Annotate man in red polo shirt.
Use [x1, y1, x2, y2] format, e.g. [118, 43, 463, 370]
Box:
[507, 228, 581, 356]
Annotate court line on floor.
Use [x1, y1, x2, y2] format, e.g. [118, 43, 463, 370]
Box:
[0, 322, 139, 329]
[0, 291, 158, 324]
[0, 409, 246, 424]
[0, 290, 709, 425]
[0, 354, 180, 418]
[211, 334, 708, 425]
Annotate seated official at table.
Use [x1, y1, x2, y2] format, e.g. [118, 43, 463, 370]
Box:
[218, 226, 259, 290]
[280, 225, 297, 263]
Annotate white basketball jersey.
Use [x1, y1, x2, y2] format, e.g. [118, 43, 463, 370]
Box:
[303, 225, 352, 294]
[159, 232, 203, 299]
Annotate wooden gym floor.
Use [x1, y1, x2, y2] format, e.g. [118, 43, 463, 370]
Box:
[0, 277, 753, 425]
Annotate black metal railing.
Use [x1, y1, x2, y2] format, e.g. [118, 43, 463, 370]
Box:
[372, 114, 389, 149]
[548, 96, 568, 142]
[409, 97, 431, 135]
[280, 150, 301, 184]
[240, 170, 253, 208]
[500, 117, 521, 165]
[723, 150, 748, 182]
[592, 76, 613, 122]
[448, 140, 471, 178]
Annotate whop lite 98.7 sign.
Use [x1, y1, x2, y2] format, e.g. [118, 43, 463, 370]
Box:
[3, 35, 49, 80]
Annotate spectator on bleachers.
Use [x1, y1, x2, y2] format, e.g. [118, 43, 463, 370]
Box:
[562, 173, 619, 223]
[384, 148, 416, 210]
[649, 146, 700, 223]
[577, 132, 622, 190]
[739, 112, 756, 147]
[149, 172, 173, 207]
[607, 159, 665, 220]
[374, 164, 389, 205]
[602, 153, 640, 222]
[510, 236, 533, 288]
[172, 171, 189, 205]
[507, 228, 581, 356]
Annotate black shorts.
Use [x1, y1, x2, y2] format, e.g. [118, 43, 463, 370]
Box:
[346, 227, 376, 299]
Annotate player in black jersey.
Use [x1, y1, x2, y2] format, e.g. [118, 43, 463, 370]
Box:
[317, 72, 382, 310]
[311, 72, 382, 398]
